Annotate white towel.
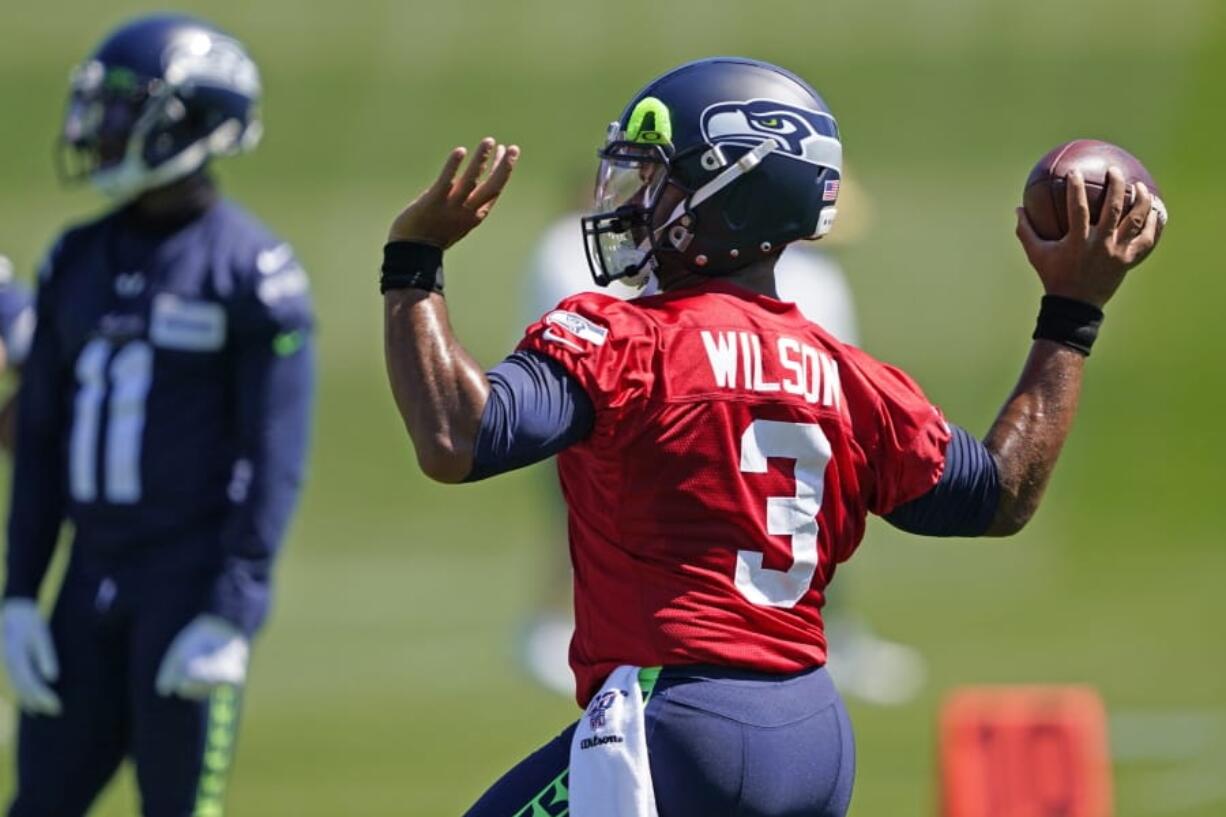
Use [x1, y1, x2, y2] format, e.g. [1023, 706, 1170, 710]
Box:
[568, 665, 659, 817]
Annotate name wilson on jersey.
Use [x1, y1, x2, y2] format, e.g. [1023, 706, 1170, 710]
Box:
[700, 330, 842, 408]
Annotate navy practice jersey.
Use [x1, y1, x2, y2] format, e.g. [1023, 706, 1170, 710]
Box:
[4, 199, 314, 635]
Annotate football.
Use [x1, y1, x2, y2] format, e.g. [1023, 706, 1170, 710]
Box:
[1022, 139, 1167, 241]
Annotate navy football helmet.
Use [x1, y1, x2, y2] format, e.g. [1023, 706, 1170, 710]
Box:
[582, 57, 842, 287]
[58, 14, 262, 200]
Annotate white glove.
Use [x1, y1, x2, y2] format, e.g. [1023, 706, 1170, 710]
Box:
[155, 614, 250, 700]
[1, 598, 62, 716]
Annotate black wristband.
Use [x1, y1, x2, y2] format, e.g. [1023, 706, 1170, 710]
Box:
[381, 241, 444, 294]
[1033, 295, 1104, 356]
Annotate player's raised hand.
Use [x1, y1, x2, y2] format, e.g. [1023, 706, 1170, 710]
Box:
[1015, 167, 1160, 308]
[388, 137, 521, 249]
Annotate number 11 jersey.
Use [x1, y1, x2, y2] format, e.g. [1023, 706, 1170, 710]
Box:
[8, 201, 313, 562]
[518, 279, 950, 706]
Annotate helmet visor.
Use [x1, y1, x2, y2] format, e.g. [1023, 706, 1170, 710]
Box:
[594, 141, 669, 213]
[583, 140, 670, 285]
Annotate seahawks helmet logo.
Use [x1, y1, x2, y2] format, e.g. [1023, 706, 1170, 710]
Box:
[700, 99, 841, 171]
[163, 32, 261, 95]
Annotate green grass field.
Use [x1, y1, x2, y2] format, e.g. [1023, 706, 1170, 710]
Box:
[1, 1, 1224, 813]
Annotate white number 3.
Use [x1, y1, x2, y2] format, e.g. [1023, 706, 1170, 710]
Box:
[736, 419, 832, 608]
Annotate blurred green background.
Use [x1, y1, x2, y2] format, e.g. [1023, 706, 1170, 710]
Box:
[1, 0, 1223, 814]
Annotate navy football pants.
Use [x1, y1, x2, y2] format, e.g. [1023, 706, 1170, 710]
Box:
[464, 665, 855, 816]
[8, 547, 241, 817]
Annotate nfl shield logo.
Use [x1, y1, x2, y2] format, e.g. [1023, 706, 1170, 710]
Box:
[586, 690, 621, 731]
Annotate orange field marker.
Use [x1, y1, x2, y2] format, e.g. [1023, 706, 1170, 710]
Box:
[939, 686, 1113, 817]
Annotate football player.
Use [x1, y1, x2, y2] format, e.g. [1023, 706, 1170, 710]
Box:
[379, 58, 1159, 815]
[518, 191, 928, 706]
[1, 15, 313, 817]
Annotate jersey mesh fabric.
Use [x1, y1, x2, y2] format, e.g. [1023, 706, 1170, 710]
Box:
[518, 279, 949, 705]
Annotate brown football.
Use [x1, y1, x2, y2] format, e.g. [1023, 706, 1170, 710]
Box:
[1022, 139, 1167, 240]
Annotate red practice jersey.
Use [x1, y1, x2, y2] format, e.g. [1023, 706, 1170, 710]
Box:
[518, 279, 950, 705]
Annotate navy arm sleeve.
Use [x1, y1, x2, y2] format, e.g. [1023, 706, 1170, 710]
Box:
[211, 259, 314, 637]
[465, 350, 594, 482]
[5, 250, 67, 599]
[883, 423, 1000, 537]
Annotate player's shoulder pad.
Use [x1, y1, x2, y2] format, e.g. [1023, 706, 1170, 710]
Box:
[37, 211, 119, 283]
[538, 291, 655, 353]
[524, 291, 658, 412]
[836, 343, 921, 393]
[210, 200, 310, 306]
[835, 342, 946, 436]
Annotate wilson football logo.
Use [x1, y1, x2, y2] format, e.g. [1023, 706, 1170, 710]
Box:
[700, 99, 842, 171]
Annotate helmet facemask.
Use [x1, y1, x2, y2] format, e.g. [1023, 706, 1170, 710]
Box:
[583, 133, 796, 287]
[58, 62, 154, 187]
[581, 120, 674, 288]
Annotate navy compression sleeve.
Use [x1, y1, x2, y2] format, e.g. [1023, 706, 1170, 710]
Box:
[466, 350, 595, 482]
[884, 424, 1000, 536]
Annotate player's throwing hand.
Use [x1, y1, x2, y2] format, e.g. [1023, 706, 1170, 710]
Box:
[388, 137, 520, 249]
[1015, 167, 1160, 308]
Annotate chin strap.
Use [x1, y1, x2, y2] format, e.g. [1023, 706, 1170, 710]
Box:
[594, 138, 779, 287]
[656, 138, 779, 245]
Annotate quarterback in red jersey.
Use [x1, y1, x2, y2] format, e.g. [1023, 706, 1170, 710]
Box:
[518, 286, 947, 704]
[380, 58, 1160, 817]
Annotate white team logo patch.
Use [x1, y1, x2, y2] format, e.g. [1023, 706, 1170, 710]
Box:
[150, 294, 226, 352]
[257, 266, 309, 305]
[543, 310, 608, 351]
[255, 244, 309, 305]
[256, 243, 294, 275]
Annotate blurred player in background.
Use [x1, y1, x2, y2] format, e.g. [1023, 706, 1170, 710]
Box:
[518, 176, 927, 706]
[380, 57, 1158, 815]
[0, 15, 313, 817]
[0, 256, 36, 452]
